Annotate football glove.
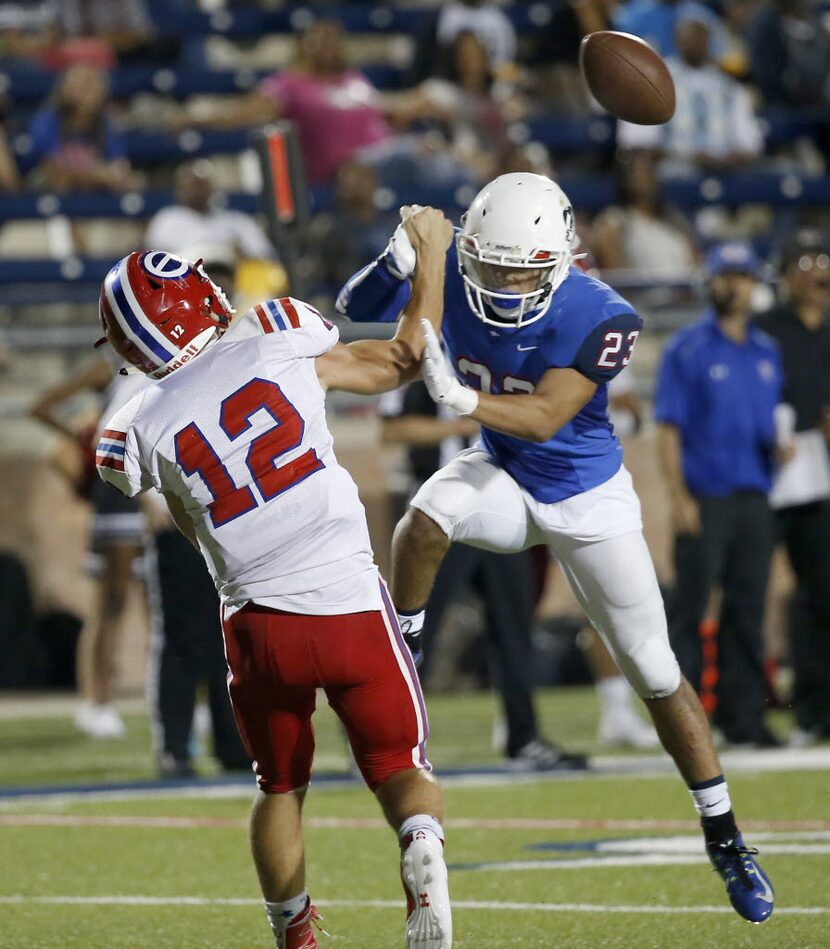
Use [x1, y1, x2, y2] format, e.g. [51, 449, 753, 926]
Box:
[381, 207, 423, 280]
[420, 320, 479, 416]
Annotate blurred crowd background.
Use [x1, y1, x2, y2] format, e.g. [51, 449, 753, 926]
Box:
[1, 0, 829, 772]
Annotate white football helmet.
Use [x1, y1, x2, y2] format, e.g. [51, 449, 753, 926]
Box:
[457, 173, 577, 328]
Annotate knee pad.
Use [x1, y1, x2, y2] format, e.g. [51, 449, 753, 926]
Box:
[410, 488, 468, 543]
[618, 630, 682, 700]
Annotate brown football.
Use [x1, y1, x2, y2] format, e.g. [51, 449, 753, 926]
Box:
[579, 31, 675, 125]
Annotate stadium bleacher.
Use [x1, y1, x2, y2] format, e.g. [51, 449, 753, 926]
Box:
[1, 0, 828, 343]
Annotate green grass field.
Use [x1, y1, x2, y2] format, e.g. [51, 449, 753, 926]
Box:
[1, 687, 828, 948]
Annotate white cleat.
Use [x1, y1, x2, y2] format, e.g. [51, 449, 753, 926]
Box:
[402, 832, 452, 949]
[598, 709, 659, 749]
[74, 702, 127, 740]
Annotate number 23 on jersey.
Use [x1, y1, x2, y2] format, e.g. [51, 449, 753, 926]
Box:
[597, 330, 639, 369]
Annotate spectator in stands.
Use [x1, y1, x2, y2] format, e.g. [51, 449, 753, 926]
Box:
[614, 0, 728, 60]
[617, 14, 764, 177]
[410, 0, 517, 84]
[27, 61, 143, 193]
[531, 0, 616, 113]
[756, 231, 830, 745]
[747, 0, 830, 107]
[0, 0, 59, 65]
[177, 18, 471, 189]
[655, 242, 784, 747]
[144, 159, 277, 260]
[55, 0, 171, 65]
[176, 19, 402, 187]
[0, 96, 21, 193]
[591, 150, 700, 275]
[494, 140, 555, 178]
[311, 160, 399, 292]
[417, 30, 519, 184]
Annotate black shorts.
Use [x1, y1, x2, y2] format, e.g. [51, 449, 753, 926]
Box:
[90, 477, 145, 551]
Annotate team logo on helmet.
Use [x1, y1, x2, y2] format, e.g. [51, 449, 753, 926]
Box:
[141, 252, 190, 280]
[562, 206, 575, 244]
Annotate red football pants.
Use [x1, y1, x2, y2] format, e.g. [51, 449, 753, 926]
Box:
[222, 597, 430, 793]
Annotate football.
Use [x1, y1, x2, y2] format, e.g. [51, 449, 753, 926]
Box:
[579, 30, 675, 125]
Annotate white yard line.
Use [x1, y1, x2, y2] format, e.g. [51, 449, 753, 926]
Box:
[0, 895, 826, 915]
[0, 746, 828, 810]
[455, 849, 830, 872]
[2, 814, 830, 832]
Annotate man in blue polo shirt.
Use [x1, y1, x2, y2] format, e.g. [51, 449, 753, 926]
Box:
[655, 242, 784, 747]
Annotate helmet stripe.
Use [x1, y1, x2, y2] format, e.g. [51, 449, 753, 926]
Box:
[119, 258, 183, 357]
[105, 276, 162, 368]
[110, 263, 175, 365]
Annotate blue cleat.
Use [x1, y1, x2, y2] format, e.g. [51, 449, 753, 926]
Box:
[707, 833, 774, 923]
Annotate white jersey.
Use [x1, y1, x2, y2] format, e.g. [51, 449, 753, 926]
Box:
[96, 296, 383, 617]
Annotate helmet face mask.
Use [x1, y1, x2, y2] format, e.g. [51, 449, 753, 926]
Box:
[98, 251, 234, 379]
[457, 173, 576, 328]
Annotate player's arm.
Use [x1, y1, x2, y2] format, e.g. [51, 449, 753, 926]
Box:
[170, 89, 278, 132]
[316, 209, 451, 395]
[381, 414, 479, 446]
[653, 341, 700, 535]
[162, 490, 199, 549]
[419, 310, 642, 442]
[468, 363, 598, 443]
[95, 392, 156, 499]
[30, 357, 113, 442]
[657, 423, 700, 535]
[335, 208, 422, 325]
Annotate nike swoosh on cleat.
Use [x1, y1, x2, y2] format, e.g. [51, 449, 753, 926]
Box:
[756, 874, 774, 904]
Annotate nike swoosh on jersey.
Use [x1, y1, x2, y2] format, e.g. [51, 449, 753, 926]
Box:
[517, 344, 537, 351]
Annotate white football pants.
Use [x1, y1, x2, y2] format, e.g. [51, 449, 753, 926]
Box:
[410, 449, 681, 699]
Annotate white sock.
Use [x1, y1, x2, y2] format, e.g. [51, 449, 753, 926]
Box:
[689, 776, 732, 818]
[399, 814, 445, 846]
[397, 609, 425, 637]
[265, 891, 309, 944]
[596, 676, 634, 715]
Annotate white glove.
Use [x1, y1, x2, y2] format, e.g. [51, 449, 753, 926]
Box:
[382, 206, 424, 279]
[420, 320, 479, 416]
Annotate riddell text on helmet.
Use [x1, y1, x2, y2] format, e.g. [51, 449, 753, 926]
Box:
[152, 340, 204, 379]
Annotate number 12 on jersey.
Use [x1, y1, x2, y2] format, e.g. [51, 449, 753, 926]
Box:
[174, 378, 324, 528]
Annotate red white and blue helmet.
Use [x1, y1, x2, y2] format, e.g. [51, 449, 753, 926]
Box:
[97, 251, 233, 379]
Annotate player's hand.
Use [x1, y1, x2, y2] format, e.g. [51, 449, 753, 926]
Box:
[382, 210, 421, 280]
[404, 206, 454, 260]
[670, 488, 701, 536]
[419, 320, 479, 416]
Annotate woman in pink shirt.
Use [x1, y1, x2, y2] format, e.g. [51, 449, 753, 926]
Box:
[177, 20, 436, 187]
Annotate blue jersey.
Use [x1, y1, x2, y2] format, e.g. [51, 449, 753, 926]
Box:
[654, 312, 782, 497]
[338, 240, 642, 503]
